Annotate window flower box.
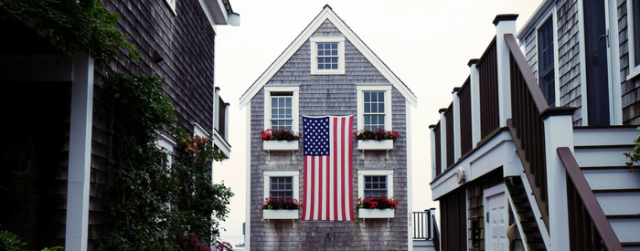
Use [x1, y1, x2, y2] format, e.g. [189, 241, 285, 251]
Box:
[357, 139, 394, 151]
[263, 209, 299, 220]
[263, 140, 299, 151]
[358, 208, 395, 219]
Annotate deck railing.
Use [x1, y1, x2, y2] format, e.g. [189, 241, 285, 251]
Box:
[504, 33, 551, 228]
[217, 96, 227, 140]
[444, 103, 454, 167]
[457, 78, 472, 157]
[434, 122, 442, 177]
[558, 147, 623, 251]
[412, 209, 436, 240]
[432, 214, 441, 251]
[477, 36, 499, 139]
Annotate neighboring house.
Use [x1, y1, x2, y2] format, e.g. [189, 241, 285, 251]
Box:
[0, 0, 237, 250]
[239, 5, 418, 251]
[430, 2, 640, 250]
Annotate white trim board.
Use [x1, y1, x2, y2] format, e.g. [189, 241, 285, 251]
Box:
[238, 6, 417, 109]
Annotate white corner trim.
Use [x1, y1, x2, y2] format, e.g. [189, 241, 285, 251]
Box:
[263, 85, 300, 133]
[238, 8, 417, 109]
[310, 36, 345, 75]
[263, 170, 300, 201]
[577, 0, 589, 126]
[357, 169, 394, 200]
[356, 85, 392, 131]
[244, 101, 251, 251]
[406, 100, 414, 251]
[626, 0, 640, 82]
[193, 122, 212, 138]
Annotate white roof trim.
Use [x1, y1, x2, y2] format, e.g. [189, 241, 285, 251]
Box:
[239, 6, 417, 109]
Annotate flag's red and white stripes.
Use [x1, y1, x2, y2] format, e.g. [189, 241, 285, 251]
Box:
[302, 116, 353, 221]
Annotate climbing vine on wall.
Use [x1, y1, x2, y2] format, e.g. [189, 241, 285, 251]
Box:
[95, 73, 232, 251]
[0, 0, 141, 68]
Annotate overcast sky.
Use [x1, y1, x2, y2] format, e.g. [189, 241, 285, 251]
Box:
[212, 0, 542, 245]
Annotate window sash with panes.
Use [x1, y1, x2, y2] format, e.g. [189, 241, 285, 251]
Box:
[364, 176, 387, 197]
[271, 93, 293, 131]
[270, 177, 293, 199]
[363, 91, 386, 131]
[538, 19, 555, 107]
[317, 43, 338, 70]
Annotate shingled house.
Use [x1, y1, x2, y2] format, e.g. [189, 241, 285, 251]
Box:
[239, 5, 418, 251]
[430, 2, 640, 249]
[0, 0, 237, 250]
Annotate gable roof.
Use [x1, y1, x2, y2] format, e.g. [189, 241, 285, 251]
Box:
[239, 5, 417, 109]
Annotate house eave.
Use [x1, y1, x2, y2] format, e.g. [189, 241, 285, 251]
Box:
[516, 0, 554, 40]
[198, 0, 240, 30]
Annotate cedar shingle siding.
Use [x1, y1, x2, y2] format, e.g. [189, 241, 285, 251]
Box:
[249, 20, 410, 250]
[1, 0, 217, 249]
[618, 0, 640, 124]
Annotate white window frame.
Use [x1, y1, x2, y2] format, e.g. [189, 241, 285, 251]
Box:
[263, 170, 300, 201]
[264, 85, 300, 133]
[156, 135, 175, 215]
[164, 0, 177, 15]
[535, 9, 560, 107]
[356, 84, 392, 131]
[310, 37, 345, 75]
[357, 169, 393, 199]
[628, 0, 640, 80]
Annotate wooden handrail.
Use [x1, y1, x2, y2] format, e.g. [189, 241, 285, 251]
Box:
[504, 34, 549, 115]
[557, 147, 623, 251]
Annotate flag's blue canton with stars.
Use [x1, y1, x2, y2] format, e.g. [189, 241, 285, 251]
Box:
[303, 117, 330, 156]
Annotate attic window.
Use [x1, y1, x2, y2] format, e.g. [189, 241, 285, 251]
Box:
[310, 37, 345, 75]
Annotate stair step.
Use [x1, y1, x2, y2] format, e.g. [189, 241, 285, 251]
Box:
[574, 147, 634, 167]
[582, 169, 640, 190]
[609, 218, 640, 243]
[573, 126, 639, 147]
[594, 190, 640, 216]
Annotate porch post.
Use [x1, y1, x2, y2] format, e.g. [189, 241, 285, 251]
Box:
[452, 88, 461, 161]
[429, 124, 436, 180]
[468, 59, 480, 146]
[438, 109, 447, 172]
[65, 52, 94, 251]
[494, 14, 518, 127]
[543, 113, 573, 250]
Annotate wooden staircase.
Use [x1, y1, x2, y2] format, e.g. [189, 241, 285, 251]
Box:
[506, 177, 546, 251]
[573, 126, 640, 250]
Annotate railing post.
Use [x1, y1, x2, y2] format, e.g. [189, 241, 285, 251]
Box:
[543, 112, 574, 250]
[452, 88, 461, 161]
[425, 209, 431, 240]
[429, 208, 436, 241]
[213, 86, 220, 132]
[429, 124, 437, 180]
[494, 14, 518, 127]
[468, 59, 481, 146]
[224, 102, 230, 140]
[439, 109, 447, 172]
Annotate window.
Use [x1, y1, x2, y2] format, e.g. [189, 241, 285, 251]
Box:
[263, 171, 299, 201]
[537, 18, 555, 107]
[310, 37, 345, 75]
[270, 177, 293, 199]
[264, 86, 299, 133]
[363, 91, 386, 130]
[364, 176, 387, 197]
[628, 0, 640, 79]
[356, 85, 392, 132]
[270, 93, 293, 131]
[357, 170, 393, 199]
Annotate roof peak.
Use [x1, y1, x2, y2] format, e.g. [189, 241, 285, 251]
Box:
[323, 4, 332, 10]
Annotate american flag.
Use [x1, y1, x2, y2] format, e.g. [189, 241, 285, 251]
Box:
[302, 115, 354, 221]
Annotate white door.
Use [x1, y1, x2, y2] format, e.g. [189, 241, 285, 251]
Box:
[487, 192, 508, 251]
